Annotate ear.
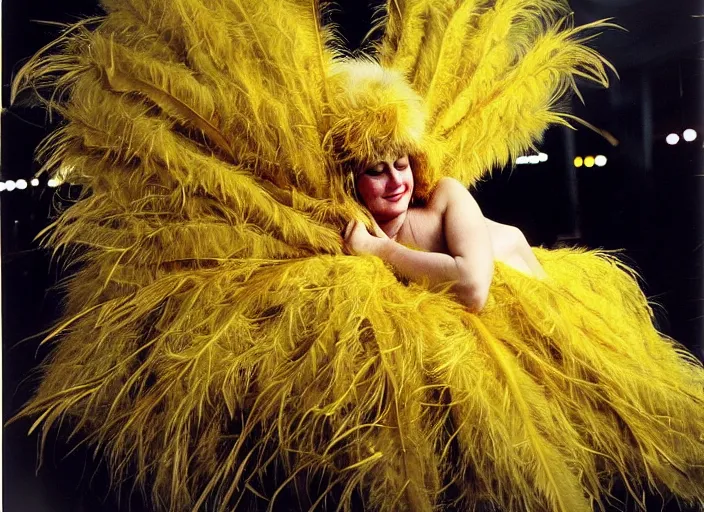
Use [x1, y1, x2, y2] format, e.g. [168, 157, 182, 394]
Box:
[408, 153, 429, 201]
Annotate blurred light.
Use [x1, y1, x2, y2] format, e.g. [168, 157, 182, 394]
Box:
[30, 178, 40, 187]
[584, 156, 595, 168]
[538, 153, 548, 162]
[666, 133, 680, 145]
[683, 129, 697, 142]
[47, 178, 60, 188]
[516, 156, 529, 165]
[595, 155, 607, 167]
[16, 179, 28, 190]
[0, 183, 5, 192]
[528, 155, 540, 164]
[5, 181, 16, 191]
[574, 156, 583, 168]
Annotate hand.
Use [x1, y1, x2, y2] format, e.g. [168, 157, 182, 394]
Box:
[343, 219, 387, 256]
[368, 218, 389, 240]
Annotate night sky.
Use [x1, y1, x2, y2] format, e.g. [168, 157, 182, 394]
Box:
[2, 1, 703, 511]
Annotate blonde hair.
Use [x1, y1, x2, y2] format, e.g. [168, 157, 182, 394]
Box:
[326, 59, 436, 203]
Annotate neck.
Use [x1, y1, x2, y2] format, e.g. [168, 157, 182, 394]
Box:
[377, 211, 408, 240]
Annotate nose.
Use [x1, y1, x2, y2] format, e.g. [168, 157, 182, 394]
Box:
[388, 167, 403, 186]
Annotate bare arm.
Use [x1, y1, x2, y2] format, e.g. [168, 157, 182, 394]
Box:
[344, 178, 494, 312]
[439, 178, 495, 310]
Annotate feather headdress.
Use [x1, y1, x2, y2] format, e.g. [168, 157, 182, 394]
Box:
[327, 60, 426, 161]
[325, 59, 437, 199]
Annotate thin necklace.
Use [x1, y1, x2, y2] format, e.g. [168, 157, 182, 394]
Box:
[387, 214, 407, 241]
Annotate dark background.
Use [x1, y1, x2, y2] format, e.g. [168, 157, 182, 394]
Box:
[2, 0, 703, 510]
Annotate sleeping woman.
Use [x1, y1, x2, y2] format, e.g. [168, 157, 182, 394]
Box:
[343, 153, 547, 312]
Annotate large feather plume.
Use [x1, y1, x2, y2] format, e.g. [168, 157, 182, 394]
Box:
[374, 0, 615, 187]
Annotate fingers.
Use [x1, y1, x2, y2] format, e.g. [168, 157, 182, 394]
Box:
[343, 219, 356, 240]
[369, 220, 380, 237]
[370, 220, 388, 239]
[342, 220, 358, 255]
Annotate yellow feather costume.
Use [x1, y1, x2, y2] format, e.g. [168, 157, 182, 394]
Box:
[10, 0, 704, 510]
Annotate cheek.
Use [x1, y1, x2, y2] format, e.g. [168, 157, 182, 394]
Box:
[356, 176, 384, 204]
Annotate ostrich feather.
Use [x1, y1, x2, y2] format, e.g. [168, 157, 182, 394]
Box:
[434, 20, 614, 185]
[376, 0, 613, 188]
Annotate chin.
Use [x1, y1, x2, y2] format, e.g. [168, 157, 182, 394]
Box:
[373, 200, 410, 219]
[392, 200, 411, 214]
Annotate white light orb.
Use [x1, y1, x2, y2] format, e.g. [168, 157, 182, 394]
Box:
[528, 155, 540, 164]
[0, 183, 5, 192]
[16, 179, 28, 190]
[666, 133, 680, 145]
[31, 178, 40, 187]
[5, 181, 16, 191]
[683, 129, 698, 142]
[538, 152, 548, 162]
[595, 155, 607, 167]
[516, 156, 529, 165]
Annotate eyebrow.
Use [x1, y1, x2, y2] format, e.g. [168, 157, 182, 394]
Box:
[357, 156, 407, 174]
[358, 161, 384, 172]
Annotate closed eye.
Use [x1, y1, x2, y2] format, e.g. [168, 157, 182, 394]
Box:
[364, 168, 383, 177]
[395, 157, 409, 170]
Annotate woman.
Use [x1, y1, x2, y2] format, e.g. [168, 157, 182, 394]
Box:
[344, 153, 547, 312]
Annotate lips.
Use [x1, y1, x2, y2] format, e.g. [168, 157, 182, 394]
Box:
[384, 189, 407, 202]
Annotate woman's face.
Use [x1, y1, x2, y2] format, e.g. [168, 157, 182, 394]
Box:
[356, 154, 414, 221]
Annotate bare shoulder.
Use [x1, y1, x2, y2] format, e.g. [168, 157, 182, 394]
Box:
[427, 177, 475, 212]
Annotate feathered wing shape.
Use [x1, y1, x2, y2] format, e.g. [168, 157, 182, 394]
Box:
[18, 0, 361, 204]
[96, 0, 333, 194]
[13, 0, 379, 270]
[374, 0, 613, 189]
[9, 1, 704, 511]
